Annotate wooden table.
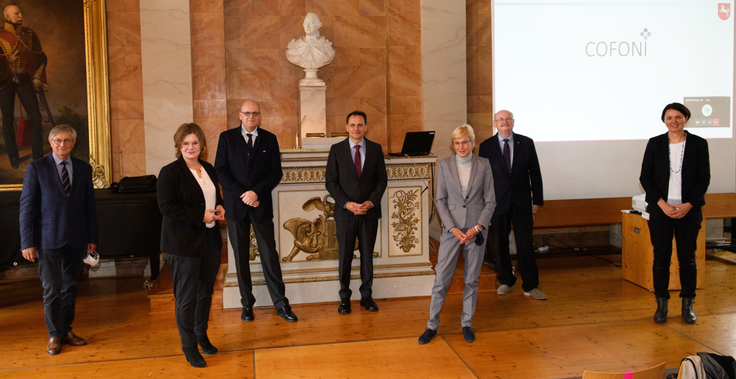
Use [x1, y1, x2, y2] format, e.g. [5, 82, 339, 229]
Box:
[621, 212, 705, 291]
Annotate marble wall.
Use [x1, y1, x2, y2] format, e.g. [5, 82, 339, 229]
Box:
[140, 0, 195, 176]
[466, 0, 494, 148]
[223, 0, 422, 151]
[105, 0, 477, 179]
[421, 0, 467, 160]
[191, 0, 227, 165]
[107, 0, 145, 180]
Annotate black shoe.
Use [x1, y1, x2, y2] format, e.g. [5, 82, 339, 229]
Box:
[338, 301, 351, 314]
[682, 298, 697, 324]
[462, 327, 476, 343]
[182, 345, 206, 368]
[241, 307, 254, 321]
[197, 335, 218, 355]
[277, 305, 298, 322]
[360, 297, 378, 312]
[418, 328, 437, 344]
[654, 297, 668, 324]
[10, 156, 20, 170]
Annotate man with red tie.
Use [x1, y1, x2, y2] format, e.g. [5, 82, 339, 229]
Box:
[325, 110, 387, 314]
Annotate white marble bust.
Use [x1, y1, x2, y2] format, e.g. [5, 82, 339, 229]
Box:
[286, 13, 335, 79]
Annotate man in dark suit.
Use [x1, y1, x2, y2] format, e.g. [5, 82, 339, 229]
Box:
[325, 110, 387, 314]
[19, 124, 98, 355]
[215, 99, 297, 323]
[478, 110, 546, 300]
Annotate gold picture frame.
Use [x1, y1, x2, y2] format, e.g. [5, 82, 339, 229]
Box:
[84, 0, 112, 190]
[0, 0, 110, 191]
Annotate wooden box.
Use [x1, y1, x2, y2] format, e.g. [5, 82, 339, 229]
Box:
[621, 212, 705, 291]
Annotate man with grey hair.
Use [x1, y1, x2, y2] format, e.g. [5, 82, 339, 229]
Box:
[0, 4, 47, 169]
[478, 110, 546, 300]
[19, 124, 98, 355]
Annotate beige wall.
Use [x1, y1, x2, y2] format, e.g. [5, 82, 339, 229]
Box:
[223, 0, 422, 150]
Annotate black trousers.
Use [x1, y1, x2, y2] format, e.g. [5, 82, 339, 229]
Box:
[166, 227, 221, 347]
[0, 75, 44, 162]
[227, 216, 288, 309]
[335, 215, 378, 301]
[647, 205, 701, 300]
[491, 205, 539, 292]
[37, 244, 85, 338]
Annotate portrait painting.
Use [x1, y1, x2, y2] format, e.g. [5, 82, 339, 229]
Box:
[0, 0, 110, 189]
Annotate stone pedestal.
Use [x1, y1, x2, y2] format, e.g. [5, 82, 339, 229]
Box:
[222, 152, 437, 307]
[299, 81, 327, 140]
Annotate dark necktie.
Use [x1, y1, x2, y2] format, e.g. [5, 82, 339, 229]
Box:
[61, 161, 71, 197]
[354, 145, 362, 178]
[502, 138, 511, 172]
[246, 133, 253, 149]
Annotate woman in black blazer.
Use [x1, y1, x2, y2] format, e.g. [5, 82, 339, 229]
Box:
[157, 123, 225, 368]
[640, 103, 710, 325]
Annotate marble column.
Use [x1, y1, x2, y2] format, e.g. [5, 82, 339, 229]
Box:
[140, 0, 194, 176]
[299, 81, 327, 139]
[421, 0, 467, 161]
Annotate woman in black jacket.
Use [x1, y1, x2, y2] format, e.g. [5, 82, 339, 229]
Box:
[640, 103, 710, 325]
[157, 123, 225, 368]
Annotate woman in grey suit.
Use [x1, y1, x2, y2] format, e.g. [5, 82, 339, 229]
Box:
[418, 124, 496, 344]
[157, 123, 225, 368]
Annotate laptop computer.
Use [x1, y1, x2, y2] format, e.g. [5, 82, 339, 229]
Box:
[388, 131, 435, 156]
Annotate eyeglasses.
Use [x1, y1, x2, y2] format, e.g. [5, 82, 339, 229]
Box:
[50, 138, 74, 145]
[453, 140, 471, 146]
[494, 118, 514, 122]
[240, 111, 260, 117]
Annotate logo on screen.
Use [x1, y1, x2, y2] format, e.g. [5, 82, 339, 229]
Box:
[719, 3, 731, 20]
[585, 29, 649, 57]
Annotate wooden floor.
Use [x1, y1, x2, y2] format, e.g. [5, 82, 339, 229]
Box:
[1, 254, 735, 378]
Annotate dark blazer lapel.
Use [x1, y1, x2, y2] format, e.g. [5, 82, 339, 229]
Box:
[362, 138, 378, 175]
[234, 126, 251, 153]
[345, 139, 361, 180]
[68, 158, 79, 196]
[177, 157, 205, 205]
[490, 134, 511, 177]
[252, 129, 262, 152]
[681, 131, 694, 172]
[47, 155, 67, 196]
[511, 133, 522, 176]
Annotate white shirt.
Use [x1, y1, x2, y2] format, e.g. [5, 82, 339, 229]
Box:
[189, 166, 217, 228]
[241, 125, 259, 146]
[667, 141, 685, 206]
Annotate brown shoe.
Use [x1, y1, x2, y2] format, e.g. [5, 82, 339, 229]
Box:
[62, 331, 87, 346]
[47, 337, 62, 355]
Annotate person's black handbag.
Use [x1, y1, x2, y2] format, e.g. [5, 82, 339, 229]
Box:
[115, 175, 157, 193]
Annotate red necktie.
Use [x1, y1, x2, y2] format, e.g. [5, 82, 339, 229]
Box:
[354, 145, 362, 178]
